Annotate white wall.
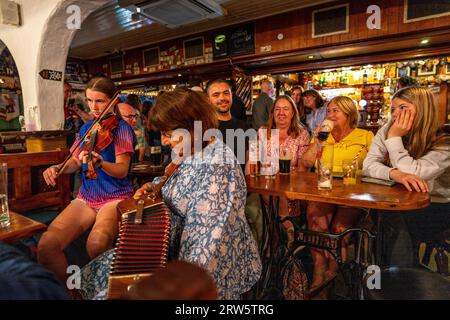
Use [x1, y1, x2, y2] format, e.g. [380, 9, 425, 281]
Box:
[0, 0, 109, 130]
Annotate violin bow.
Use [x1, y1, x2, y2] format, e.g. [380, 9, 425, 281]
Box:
[56, 91, 120, 177]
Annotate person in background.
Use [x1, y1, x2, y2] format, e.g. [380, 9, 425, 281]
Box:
[252, 79, 274, 130]
[190, 86, 204, 93]
[290, 86, 307, 126]
[395, 76, 418, 92]
[39, 77, 136, 290]
[64, 82, 93, 136]
[229, 79, 247, 121]
[125, 94, 147, 163]
[302, 96, 374, 292]
[206, 78, 249, 171]
[116, 102, 146, 163]
[80, 89, 261, 300]
[363, 86, 450, 268]
[302, 89, 327, 135]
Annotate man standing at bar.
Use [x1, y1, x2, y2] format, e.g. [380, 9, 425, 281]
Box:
[251, 79, 274, 130]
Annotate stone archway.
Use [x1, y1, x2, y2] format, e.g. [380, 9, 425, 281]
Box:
[0, 0, 110, 130]
[36, 0, 110, 130]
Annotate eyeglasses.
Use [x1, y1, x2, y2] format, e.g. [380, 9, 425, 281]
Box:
[123, 114, 138, 120]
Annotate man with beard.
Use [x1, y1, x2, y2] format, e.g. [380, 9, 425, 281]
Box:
[206, 79, 249, 170]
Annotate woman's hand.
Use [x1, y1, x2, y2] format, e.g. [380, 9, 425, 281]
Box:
[43, 164, 60, 187]
[389, 169, 429, 192]
[387, 109, 415, 139]
[134, 182, 154, 198]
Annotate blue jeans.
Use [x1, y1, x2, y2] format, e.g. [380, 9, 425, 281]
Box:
[0, 242, 69, 299]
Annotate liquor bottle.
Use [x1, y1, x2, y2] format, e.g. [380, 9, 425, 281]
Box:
[248, 140, 260, 177]
[363, 70, 368, 84]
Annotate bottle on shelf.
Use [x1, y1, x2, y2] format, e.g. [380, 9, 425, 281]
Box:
[363, 70, 368, 84]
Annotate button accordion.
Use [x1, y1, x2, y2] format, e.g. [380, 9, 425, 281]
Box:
[107, 195, 171, 299]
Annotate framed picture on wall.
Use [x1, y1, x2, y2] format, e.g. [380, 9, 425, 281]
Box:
[446, 64, 450, 74]
[396, 66, 410, 78]
[417, 64, 436, 76]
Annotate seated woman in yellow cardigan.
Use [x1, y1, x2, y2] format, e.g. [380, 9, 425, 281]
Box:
[301, 95, 374, 292]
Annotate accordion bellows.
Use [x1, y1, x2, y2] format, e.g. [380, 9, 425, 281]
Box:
[107, 197, 171, 299]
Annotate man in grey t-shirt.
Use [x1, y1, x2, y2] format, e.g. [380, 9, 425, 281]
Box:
[251, 79, 274, 130]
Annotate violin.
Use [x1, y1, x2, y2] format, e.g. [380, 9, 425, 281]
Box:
[81, 113, 120, 179]
[55, 91, 121, 179]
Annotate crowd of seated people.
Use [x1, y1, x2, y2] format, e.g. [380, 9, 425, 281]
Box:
[1, 76, 448, 300]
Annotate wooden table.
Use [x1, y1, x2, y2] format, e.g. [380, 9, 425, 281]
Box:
[246, 172, 431, 299]
[247, 172, 430, 211]
[0, 211, 47, 243]
[131, 163, 165, 180]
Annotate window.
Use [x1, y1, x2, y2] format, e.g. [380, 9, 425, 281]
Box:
[404, 0, 450, 23]
[143, 47, 160, 67]
[110, 56, 124, 73]
[183, 37, 204, 60]
[312, 4, 349, 38]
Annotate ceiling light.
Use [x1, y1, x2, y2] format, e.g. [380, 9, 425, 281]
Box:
[420, 39, 429, 45]
[0, 78, 4, 84]
[307, 55, 315, 59]
[177, 73, 182, 77]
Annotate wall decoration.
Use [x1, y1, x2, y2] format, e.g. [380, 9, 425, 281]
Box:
[0, 90, 20, 121]
[396, 66, 411, 78]
[417, 63, 437, 76]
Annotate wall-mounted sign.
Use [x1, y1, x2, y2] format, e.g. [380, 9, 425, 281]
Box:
[39, 69, 63, 81]
[212, 23, 255, 60]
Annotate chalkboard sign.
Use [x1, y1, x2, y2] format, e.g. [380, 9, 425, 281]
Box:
[312, 4, 348, 38]
[229, 24, 255, 56]
[213, 23, 255, 59]
[405, 0, 450, 22]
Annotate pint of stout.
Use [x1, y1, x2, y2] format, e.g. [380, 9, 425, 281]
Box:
[279, 147, 292, 174]
[318, 119, 334, 142]
[150, 146, 162, 166]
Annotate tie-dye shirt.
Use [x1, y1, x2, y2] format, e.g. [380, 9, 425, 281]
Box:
[70, 117, 136, 209]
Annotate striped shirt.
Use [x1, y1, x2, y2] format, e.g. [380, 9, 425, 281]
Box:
[70, 118, 136, 209]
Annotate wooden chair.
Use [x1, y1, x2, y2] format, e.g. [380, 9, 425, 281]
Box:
[0, 150, 71, 213]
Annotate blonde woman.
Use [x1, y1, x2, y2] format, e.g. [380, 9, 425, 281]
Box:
[302, 96, 374, 291]
[363, 86, 450, 267]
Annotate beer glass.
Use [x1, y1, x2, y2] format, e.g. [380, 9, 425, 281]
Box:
[0, 163, 10, 229]
[342, 159, 358, 185]
[317, 143, 334, 190]
[279, 147, 292, 174]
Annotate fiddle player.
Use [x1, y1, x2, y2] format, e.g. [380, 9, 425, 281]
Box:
[38, 77, 136, 289]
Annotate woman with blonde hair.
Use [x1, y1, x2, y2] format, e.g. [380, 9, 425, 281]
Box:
[363, 86, 450, 267]
[302, 95, 374, 292]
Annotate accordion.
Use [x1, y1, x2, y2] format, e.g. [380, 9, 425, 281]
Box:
[107, 196, 171, 299]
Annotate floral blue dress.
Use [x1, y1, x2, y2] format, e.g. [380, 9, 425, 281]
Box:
[80, 139, 262, 299]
